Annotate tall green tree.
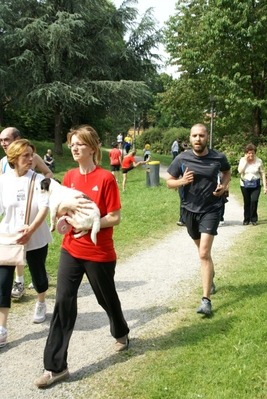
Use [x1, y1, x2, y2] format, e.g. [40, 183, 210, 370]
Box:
[0, 0, 161, 152]
[164, 0, 267, 136]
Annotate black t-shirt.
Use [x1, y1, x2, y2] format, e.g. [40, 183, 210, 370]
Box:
[167, 149, 231, 213]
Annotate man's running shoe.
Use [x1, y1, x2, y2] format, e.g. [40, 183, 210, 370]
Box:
[197, 298, 212, 315]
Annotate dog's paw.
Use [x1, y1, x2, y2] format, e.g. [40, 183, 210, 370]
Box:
[73, 229, 88, 239]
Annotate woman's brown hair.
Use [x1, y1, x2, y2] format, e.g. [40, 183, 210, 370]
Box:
[6, 139, 36, 169]
[67, 125, 102, 165]
[244, 143, 257, 154]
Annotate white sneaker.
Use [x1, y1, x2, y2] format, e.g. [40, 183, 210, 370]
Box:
[0, 327, 7, 348]
[33, 302, 46, 323]
[11, 282, 25, 298]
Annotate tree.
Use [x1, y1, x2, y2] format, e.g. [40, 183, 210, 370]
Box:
[0, 0, 162, 152]
[164, 0, 267, 136]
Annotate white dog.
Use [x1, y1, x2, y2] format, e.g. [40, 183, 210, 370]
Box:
[40, 178, 100, 245]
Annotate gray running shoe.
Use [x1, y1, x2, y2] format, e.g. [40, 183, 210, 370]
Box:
[210, 281, 216, 295]
[197, 298, 212, 315]
[11, 282, 25, 299]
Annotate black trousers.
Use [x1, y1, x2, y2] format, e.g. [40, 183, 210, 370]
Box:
[44, 248, 129, 373]
[0, 245, 48, 308]
[240, 185, 261, 223]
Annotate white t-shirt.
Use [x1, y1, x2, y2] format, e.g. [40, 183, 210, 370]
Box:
[0, 169, 53, 251]
[238, 156, 264, 185]
[1, 155, 11, 174]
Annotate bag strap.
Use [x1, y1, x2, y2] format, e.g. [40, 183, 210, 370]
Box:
[24, 173, 37, 225]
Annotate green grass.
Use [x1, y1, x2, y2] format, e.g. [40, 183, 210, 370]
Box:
[78, 177, 267, 399]
[6, 142, 267, 398]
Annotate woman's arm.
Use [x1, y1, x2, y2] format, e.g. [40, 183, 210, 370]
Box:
[100, 209, 120, 228]
[238, 156, 247, 174]
[261, 171, 267, 193]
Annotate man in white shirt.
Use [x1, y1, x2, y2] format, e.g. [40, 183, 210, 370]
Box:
[0, 127, 53, 177]
[171, 138, 179, 159]
[0, 127, 53, 299]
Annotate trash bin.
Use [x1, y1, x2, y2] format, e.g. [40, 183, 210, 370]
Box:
[146, 161, 160, 187]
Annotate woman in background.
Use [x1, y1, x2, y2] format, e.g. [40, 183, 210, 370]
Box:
[0, 139, 52, 348]
[121, 150, 147, 192]
[238, 143, 267, 225]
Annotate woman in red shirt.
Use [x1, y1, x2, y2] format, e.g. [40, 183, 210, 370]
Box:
[121, 150, 147, 191]
[109, 142, 122, 183]
[35, 125, 129, 388]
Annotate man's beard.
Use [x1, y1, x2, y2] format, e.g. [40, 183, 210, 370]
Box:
[192, 142, 207, 154]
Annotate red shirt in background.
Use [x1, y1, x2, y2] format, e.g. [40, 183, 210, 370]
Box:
[122, 156, 135, 169]
[109, 148, 122, 165]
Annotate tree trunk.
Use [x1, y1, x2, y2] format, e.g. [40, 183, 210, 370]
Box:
[54, 105, 63, 155]
[0, 103, 4, 127]
[71, 113, 79, 127]
[252, 106, 261, 136]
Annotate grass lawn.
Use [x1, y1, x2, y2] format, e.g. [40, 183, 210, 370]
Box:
[4, 142, 267, 398]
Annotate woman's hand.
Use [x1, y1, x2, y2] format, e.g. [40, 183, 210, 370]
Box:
[57, 195, 94, 217]
[16, 225, 34, 245]
[16, 207, 49, 245]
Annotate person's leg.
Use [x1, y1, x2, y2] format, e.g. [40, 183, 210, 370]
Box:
[193, 210, 220, 314]
[11, 265, 26, 299]
[0, 266, 15, 346]
[115, 166, 120, 182]
[44, 249, 84, 372]
[84, 260, 129, 339]
[27, 245, 49, 294]
[122, 172, 127, 191]
[0, 266, 15, 326]
[194, 234, 215, 299]
[27, 245, 49, 323]
[250, 186, 261, 223]
[240, 186, 251, 223]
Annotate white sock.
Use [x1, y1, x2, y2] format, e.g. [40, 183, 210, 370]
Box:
[16, 276, 24, 284]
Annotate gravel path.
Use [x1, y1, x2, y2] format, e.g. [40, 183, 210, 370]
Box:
[0, 164, 245, 398]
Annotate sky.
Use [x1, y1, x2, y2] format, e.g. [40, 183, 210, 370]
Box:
[112, 0, 178, 76]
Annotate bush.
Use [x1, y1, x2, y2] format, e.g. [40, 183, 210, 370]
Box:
[150, 141, 165, 154]
[136, 126, 190, 154]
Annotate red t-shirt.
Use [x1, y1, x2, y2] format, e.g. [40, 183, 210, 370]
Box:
[109, 148, 121, 165]
[122, 156, 135, 169]
[61, 166, 121, 262]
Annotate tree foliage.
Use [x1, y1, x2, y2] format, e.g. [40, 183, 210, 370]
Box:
[0, 0, 162, 153]
[164, 0, 267, 137]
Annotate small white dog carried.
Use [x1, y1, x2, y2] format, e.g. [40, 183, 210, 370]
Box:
[40, 178, 100, 245]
